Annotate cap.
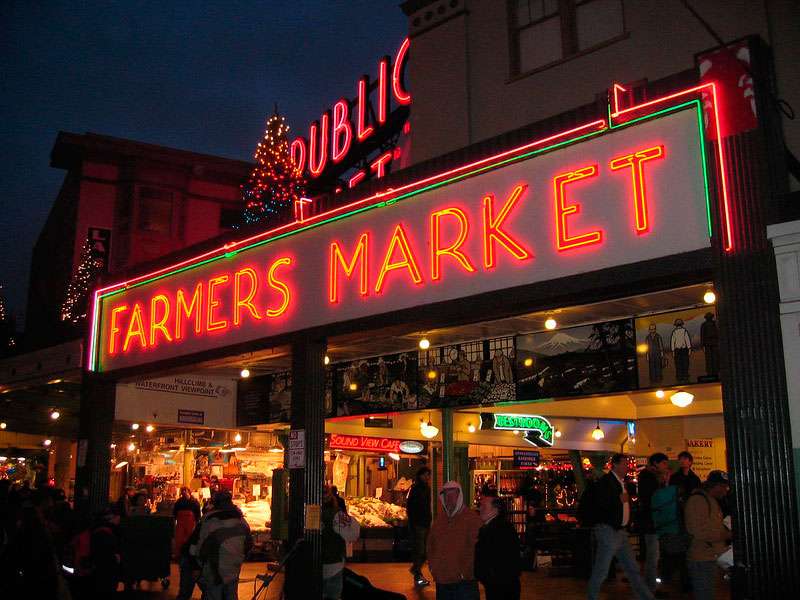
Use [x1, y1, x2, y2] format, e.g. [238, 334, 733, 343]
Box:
[706, 470, 729, 486]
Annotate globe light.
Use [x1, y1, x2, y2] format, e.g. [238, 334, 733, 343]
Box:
[240, 368, 251, 378]
[545, 318, 557, 330]
[555, 428, 562, 438]
[524, 357, 534, 367]
[467, 423, 476, 433]
[145, 424, 155, 433]
[50, 409, 61, 420]
[703, 290, 716, 304]
[131, 423, 139, 431]
[655, 389, 665, 399]
[419, 338, 431, 350]
[43, 439, 52, 447]
[324, 355, 330, 365]
[670, 391, 695, 408]
[427, 369, 437, 380]
[0, 422, 7, 430]
[234, 433, 242, 443]
[127, 442, 136, 452]
[592, 423, 605, 441]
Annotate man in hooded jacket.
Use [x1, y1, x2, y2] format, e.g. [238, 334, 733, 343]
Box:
[427, 481, 483, 600]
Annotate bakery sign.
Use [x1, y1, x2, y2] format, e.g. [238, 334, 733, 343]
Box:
[329, 434, 401, 454]
[89, 86, 725, 373]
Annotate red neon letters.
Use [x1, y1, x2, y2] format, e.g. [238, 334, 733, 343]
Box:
[430, 207, 475, 281]
[107, 257, 293, 356]
[483, 184, 533, 268]
[291, 38, 411, 182]
[329, 434, 401, 453]
[330, 234, 369, 303]
[375, 224, 424, 294]
[609, 145, 665, 234]
[554, 166, 603, 251]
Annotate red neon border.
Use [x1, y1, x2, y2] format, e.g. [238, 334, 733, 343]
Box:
[88, 82, 733, 370]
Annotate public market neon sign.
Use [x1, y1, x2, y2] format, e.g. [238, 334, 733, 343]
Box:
[89, 83, 731, 372]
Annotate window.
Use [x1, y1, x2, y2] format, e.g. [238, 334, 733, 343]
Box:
[137, 186, 173, 234]
[509, 0, 624, 76]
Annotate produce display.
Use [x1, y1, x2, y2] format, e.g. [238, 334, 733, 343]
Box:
[346, 496, 407, 528]
[235, 498, 271, 532]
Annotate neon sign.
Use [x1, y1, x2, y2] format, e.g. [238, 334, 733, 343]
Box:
[329, 434, 401, 453]
[482, 413, 555, 448]
[291, 38, 411, 187]
[89, 86, 724, 373]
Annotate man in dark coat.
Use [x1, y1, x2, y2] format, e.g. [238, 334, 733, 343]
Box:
[475, 496, 521, 600]
[587, 453, 655, 600]
[407, 466, 432, 586]
[637, 453, 669, 595]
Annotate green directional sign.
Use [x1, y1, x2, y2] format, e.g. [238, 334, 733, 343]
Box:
[481, 413, 554, 447]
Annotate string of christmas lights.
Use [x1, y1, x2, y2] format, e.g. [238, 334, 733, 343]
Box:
[61, 239, 105, 324]
[240, 108, 306, 227]
[0, 283, 7, 323]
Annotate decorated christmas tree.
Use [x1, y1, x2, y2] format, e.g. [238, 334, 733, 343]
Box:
[61, 239, 105, 324]
[241, 107, 306, 227]
[0, 283, 7, 324]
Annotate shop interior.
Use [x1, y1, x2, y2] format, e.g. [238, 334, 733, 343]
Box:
[108, 282, 727, 573]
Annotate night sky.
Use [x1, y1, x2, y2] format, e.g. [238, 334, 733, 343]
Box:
[0, 1, 407, 324]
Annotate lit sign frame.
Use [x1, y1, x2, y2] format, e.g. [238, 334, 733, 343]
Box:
[481, 413, 555, 447]
[88, 83, 733, 372]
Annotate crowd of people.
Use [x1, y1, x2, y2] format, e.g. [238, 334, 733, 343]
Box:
[0, 479, 252, 600]
[583, 451, 731, 600]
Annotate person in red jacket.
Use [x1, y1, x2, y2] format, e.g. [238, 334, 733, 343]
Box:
[427, 481, 482, 600]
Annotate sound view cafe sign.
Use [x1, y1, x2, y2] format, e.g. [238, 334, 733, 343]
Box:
[88, 93, 713, 372]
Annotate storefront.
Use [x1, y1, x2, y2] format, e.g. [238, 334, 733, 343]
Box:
[75, 73, 798, 597]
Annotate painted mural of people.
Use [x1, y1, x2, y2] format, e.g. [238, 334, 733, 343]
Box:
[670, 319, 693, 383]
[491, 350, 513, 383]
[645, 324, 666, 384]
[700, 312, 719, 378]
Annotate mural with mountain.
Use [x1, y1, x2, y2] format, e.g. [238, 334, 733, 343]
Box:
[516, 318, 637, 399]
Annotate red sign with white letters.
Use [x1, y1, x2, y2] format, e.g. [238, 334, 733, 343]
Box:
[90, 103, 712, 372]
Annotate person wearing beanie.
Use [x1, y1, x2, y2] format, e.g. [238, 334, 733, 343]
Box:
[427, 481, 483, 600]
[407, 466, 433, 587]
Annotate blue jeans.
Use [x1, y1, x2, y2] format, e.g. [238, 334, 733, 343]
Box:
[687, 560, 716, 600]
[435, 580, 480, 600]
[587, 524, 654, 600]
[644, 533, 660, 591]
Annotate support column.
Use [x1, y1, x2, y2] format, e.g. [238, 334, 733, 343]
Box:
[712, 135, 800, 596]
[74, 373, 115, 513]
[285, 335, 326, 599]
[441, 408, 454, 483]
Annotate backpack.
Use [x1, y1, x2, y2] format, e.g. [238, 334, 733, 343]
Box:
[651, 485, 680, 535]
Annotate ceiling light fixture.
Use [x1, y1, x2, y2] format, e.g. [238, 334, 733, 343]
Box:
[420, 415, 439, 439]
[43, 439, 52, 447]
[388, 452, 400, 461]
[324, 355, 330, 365]
[240, 368, 251, 378]
[523, 357, 534, 367]
[0, 422, 6, 430]
[467, 423, 476, 433]
[131, 423, 139, 431]
[114, 461, 128, 470]
[234, 433, 242, 443]
[427, 369, 437, 380]
[655, 389, 665, 399]
[145, 424, 155, 433]
[555, 428, 562, 438]
[419, 338, 430, 350]
[50, 409, 61, 420]
[670, 391, 695, 408]
[544, 317, 557, 330]
[703, 290, 716, 304]
[592, 422, 605, 441]
[127, 442, 136, 452]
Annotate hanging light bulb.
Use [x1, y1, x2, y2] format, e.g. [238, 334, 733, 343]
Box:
[544, 317, 557, 330]
[127, 442, 136, 452]
[324, 355, 330, 365]
[43, 439, 52, 447]
[655, 389, 665, 399]
[670, 391, 695, 408]
[467, 423, 476, 433]
[420, 415, 439, 439]
[145, 424, 155, 433]
[234, 433, 242, 443]
[1, 422, 7, 430]
[523, 357, 534, 367]
[592, 422, 605, 441]
[555, 428, 562, 438]
[131, 423, 139, 431]
[50, 409, 61, 420]
[427, 369, 437, 380]
[240, 368, 251, 378]
[419, 338, 431, 350]
[703, 290, 716, 304]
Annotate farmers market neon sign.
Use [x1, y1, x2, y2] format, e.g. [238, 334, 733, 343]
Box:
[89, 83, 731, 372]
